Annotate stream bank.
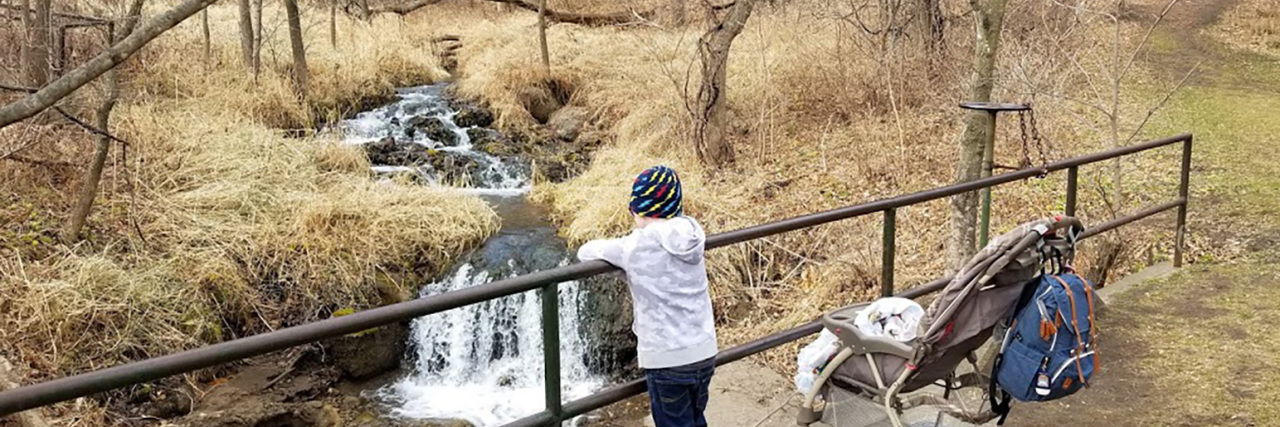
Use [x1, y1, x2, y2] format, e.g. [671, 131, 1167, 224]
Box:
[160, 83, 633, 427]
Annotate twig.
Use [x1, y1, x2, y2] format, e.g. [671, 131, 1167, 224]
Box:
[1117, 0, 1179, 84]
[1, 154, 79, 167]
[0, 83, 131, 145]
[1122, 60, 1201, 145]
[52, 106, 130, 146]
[751, 394, 795, 427]
[263, 348, 309, 390]
[1006, 86, 1112, 118]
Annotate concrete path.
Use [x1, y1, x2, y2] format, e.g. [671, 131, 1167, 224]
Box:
[620, 261, 1180, 427]
[634, 360, 975, 427]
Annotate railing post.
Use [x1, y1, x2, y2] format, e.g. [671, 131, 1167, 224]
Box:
[881, 208, 896, 297]
[979, 111, 996, 248]
[1174, 136, 1193, 268]
[1065, 166, 1078, 217]
[960, 102, 1028, 249]
[541, 285, 562, 423]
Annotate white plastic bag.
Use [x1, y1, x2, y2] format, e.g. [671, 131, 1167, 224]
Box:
[794, 329, 840, 394]
[853, 297, 924, 342]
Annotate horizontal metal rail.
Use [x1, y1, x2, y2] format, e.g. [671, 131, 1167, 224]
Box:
[502, 196, 1186, 427]
[0, 134, 1193, 420]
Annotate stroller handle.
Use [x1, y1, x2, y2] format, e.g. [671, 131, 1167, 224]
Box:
[1048, 216, 1085, 239]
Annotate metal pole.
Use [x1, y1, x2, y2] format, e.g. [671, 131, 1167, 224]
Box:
[1174, 136, 1193, 267]
[1065, 166, 1078, 217]
[979, 111, 998, 248]
[541, 284, 562, 422]
[881, 208, 896, 297]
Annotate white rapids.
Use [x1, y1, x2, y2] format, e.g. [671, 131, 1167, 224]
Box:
[338, 83, 605, 426]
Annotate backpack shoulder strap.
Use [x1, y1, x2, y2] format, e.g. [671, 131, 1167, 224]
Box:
[1051, 275, 1090, 387]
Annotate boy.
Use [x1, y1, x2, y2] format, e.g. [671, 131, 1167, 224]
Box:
[577, 165, 717, 427]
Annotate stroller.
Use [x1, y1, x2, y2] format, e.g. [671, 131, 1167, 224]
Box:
[797, 217, 1084, 427]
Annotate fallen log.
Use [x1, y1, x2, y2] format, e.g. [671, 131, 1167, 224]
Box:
[484, 0, 653, 26]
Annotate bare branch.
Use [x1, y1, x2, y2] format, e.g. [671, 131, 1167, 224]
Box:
[367, 0, 444, 16]
[0, 0, 220, 129]
[1006, 85, 1112, 118]
[1, 153, 79, 167]
[0, 84, 132, 145]
[1117, 0, 1178, 84]
[1123, 60, 1200, 145]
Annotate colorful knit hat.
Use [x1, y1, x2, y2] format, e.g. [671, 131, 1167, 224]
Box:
[629, 165, 683, 219]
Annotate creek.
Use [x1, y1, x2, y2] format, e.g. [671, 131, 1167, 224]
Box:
[338, 84, 611, 426]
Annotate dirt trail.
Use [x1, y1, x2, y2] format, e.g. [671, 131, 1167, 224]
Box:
[1013, 0, 1280, 425]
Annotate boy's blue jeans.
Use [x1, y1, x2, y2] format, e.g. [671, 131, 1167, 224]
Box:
[644, 357, 715, 427]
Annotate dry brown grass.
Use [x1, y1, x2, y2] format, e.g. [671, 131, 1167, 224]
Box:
[394, 0, 1195, 371]
[0, 1, 497, 410]
[0, 0, 1209, 422]
[1212, 0, 1280, 56]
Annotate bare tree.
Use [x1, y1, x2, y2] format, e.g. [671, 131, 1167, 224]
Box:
[285, 0, 308, 99]
[1025, 0, 1186, 209]
[238, 0, 255, 71]
[918, 0, 945, 65]
[21, 0, 52, 86]
[1004, 0, 1194, 285]
[330, 0, 337, 48]
[691, 0, 757, 167]
[202, 8, 211, 64]
[0, 0, 222, 130]
[62, 0, 147, 244]
[252, 0, 263, 78]
[946, 0, 1009, 269]
[537, 0, 549, 73]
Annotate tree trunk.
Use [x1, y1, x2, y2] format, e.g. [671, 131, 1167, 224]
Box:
[51, 25, 64, 76]
[946, 0, 1008, 270]
[202, 8, 211, 64]
[919, 0, 944, 67]
[18, 0, 30, 85]
[238, 0, 254, 71]
[285, 0, 308, 99]
[21, 0, 52, 87]
[252, 0, 263, 79]
[692, 0, 756, 167]
[330, 0, 337, 48]
[62, 0, 146, 244]
[0, 0, 221, 130]
[537, 0, 549, 73]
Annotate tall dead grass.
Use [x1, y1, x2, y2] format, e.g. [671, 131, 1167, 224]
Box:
[0, 1, 497, 396]
[1212, 0, 1280, 56]
[397, 0, 1189, 371]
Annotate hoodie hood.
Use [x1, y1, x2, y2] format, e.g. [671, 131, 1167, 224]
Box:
[649, 216, 706, 263]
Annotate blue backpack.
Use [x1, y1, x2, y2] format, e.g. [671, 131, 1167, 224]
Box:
[990, 273, 1097, 422]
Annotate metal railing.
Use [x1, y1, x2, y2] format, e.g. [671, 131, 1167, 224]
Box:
[0, 134, 1193, 425]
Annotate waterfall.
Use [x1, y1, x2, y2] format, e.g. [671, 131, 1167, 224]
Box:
[339, 83, 604, 426]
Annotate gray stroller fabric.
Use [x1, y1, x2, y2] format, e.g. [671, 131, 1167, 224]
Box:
[832, 219, 1055, 393]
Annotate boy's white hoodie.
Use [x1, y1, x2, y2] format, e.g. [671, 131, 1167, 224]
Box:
[577, 216, 718, 369]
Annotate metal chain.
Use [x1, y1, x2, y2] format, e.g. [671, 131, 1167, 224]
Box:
[1018, 109, 1033, 170]
[1029, 104, 1051, 176]
[1019, 102, 1052, 178]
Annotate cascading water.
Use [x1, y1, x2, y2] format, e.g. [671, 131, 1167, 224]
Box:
[339, 83, 604, 425]
[341, 84, 529, 195]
